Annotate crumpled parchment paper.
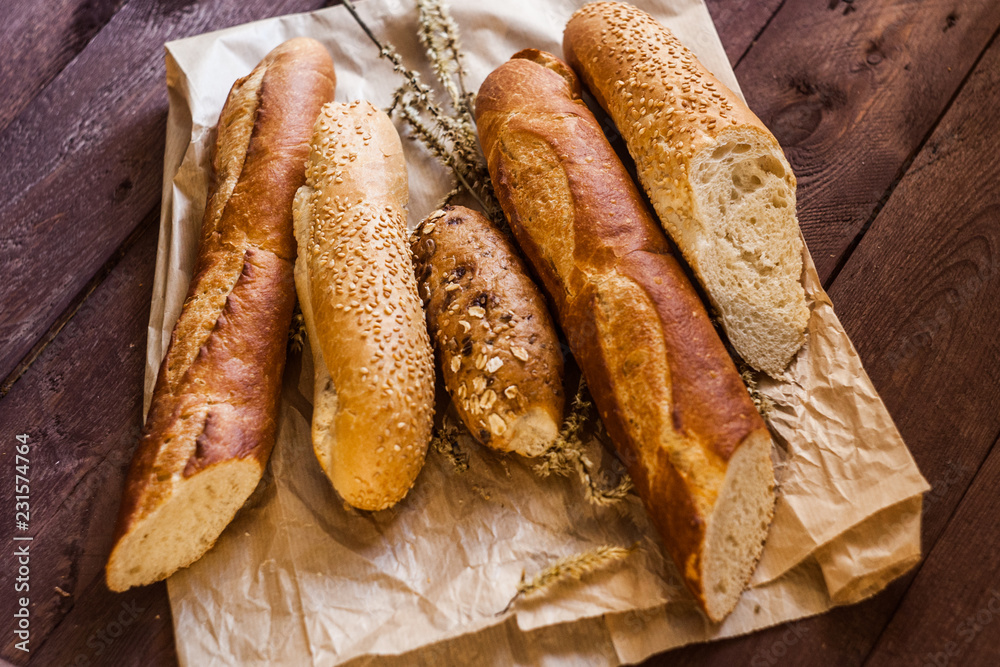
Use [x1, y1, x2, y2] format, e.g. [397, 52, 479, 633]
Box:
[144, 0, 930, 664]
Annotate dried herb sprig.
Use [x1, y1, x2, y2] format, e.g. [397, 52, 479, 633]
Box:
[739, 364, 774, 418]
[430, 414, 469, 472]
[499, 544, 637, 614]
[340, 0, 501, 222]
[288, 308, 306, 353]
[535, 377, 633, 505]
[412, 0, 486, 189]
[415, 0, 472, 115]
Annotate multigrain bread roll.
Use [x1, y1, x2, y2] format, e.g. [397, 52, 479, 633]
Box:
[564, 1, 809, 376]
[107, 39, 336, 592]
[476, 49, 775, 621]
[410, 205, 564, 457]
[294, 100, 435, 511]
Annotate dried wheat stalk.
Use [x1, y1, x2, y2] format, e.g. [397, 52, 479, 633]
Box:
[430, 414, 470, 472]
[535, 377, 633, 505]
[341, 0, 502, 222]
[499, 544, 637, 614]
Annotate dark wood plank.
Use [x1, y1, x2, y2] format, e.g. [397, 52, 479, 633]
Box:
[0, 215, 163, 665]
[865, 433, 1000, 667]
[27, 578, 176, 667]
[0, 0, 328, 399]
[827, 31, 1000, 547]
[704, 0, 785, 66]
[0, 0, 126, 133]
[3, 1, 998, 665]
[733, 0, 1000, 283]
[0, 216, 153, 399]
[839, 30, 1000, 667]
[646, 24, 1000, 667]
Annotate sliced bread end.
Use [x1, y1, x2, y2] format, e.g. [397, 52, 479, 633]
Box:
[687, 130, 809, 376]
[106, 459, 262, 592]
[701, 429, 776, 622]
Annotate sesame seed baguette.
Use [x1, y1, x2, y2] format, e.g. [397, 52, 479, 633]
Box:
[476, 49, 775, 622]
[107, 38, 336, 592]
[410, 205, 564, 457]
[293, 100, 435, 511]
[563, 1, 809, 376]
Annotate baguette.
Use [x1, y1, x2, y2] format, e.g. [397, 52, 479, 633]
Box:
[294, 100, 435, 511]
[564, 1, 809, 376]
[107, 38, 336, 592]
[476, 49, 775, 621]
[410, 205, 564, 457]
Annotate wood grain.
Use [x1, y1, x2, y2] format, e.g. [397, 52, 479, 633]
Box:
[831, 31, 1000, 547]
[733, 0, 1000, 283]
[866, 433, 1000, 667]
[704, 0, 785, 66]
[834, 30, 1000, 667]
[0, 216, 154, 399]
[0, 0, 327, 397]
[1, 0, 999, 664]
[647, 25, 1000, 667]
[0, 0, 125, 133]
[0, 215, 159, 665]
[26, 578, 176, 667]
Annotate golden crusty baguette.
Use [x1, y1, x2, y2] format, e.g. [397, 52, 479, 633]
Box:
[476, 49, 774, 622]
[107, 38, 336, 592]
[410, 205, 564, 457]
[564, 1, 809, 376]
[294, 100, 435, 511]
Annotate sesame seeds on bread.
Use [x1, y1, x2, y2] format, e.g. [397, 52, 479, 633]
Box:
[564, 1, 809, 376]
[476, 48, 775, 623]
[293, 100, 435, 511]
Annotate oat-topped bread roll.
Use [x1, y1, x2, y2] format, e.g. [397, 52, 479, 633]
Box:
[564, 1, 809, 376]
[107, 38, 336, 592]
[477, 49, 774, 622]
[294, 100, 435, 511]
[410, 205, 564, 457]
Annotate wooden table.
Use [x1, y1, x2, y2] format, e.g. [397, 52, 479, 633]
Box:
[2, 1, 998, 665]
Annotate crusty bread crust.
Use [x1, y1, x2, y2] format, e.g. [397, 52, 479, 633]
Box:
[107, 38, 336, 592]
[563, 1, 809, 376]
[294, 101, 435, 511]
[410, 205, 564, 457]
[476, 49, 774, 621]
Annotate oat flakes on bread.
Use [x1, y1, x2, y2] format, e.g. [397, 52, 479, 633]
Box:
[411, 205, 564, 457]
[564, 1, 809, 376]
